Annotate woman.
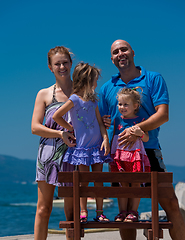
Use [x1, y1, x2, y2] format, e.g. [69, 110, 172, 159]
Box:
[31, 46, 76, 240]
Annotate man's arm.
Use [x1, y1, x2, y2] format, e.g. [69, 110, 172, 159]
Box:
[137, 104, 169, 131]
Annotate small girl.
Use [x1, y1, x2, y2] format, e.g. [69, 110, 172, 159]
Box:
[110, 87, 151, 222]
[53, 62, 112, 223]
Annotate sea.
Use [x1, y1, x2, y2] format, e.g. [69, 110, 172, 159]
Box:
[0, 181, 163, 238]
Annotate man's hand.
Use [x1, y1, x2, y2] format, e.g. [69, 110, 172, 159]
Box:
[118, 128, 138, 149]
[102, 115, 111, 129]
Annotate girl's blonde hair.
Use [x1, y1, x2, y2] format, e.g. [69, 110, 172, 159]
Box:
[117, 87, 142, 113]
[72, 62, 100, 102]
[48, 46, 73, 66]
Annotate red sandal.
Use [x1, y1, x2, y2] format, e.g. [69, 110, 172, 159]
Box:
[114, 210, 128, 222]
[124, 210, 139, 222]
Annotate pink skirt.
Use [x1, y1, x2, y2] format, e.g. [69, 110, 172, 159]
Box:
[110, 149, 151, 173]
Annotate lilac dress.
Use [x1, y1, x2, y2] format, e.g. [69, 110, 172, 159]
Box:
[36, 85, 75, 186]
[63, 94, 112, 166]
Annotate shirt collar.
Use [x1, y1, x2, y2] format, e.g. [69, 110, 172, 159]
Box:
[112, 66, 146, 85]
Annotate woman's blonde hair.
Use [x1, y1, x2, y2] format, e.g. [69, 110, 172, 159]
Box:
[72, 62, 100, 102]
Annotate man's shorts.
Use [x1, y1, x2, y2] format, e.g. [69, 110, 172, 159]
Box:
[145, 149, 166, 172]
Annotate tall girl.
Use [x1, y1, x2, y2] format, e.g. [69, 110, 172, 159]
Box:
[31, 46, 76, 240]
[110, 87, 151, 222]
[53, 62, 112, 223]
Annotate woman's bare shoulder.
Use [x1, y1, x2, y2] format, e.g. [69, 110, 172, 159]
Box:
[36, 85, 54, 105]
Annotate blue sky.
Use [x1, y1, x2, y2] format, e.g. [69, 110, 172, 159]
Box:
[0, 0, 185, 166]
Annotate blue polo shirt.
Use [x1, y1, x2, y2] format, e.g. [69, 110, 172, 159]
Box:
[98, 66, 169, 149]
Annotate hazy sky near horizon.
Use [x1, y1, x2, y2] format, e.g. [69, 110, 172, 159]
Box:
[1, 0, 185, 166]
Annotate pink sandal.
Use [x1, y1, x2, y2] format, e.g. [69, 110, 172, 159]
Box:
[124, 210, 139, 222]
[80, 210, 88, 223]
[114, 210, 128, 222]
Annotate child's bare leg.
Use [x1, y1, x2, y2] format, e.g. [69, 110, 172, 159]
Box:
[118, 198, 129, 212]
[79, 165, 89, 221]
[124, 182, 140, 222]
[118, 182, 129, 211]
[92, 164, 109, 222]
[92, 163, 103, 212]
[115, 182, 129, 222]
[130, 183, 140, 211]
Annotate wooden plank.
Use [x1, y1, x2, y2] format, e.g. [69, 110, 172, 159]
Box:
[59, 221, 74, 228]
[83, 221, 173, 229]
[73, 171, 81, 240]
[67, 229, 84, 238]
[59, 221, 173, 229]
[79, 186, 151, 198]
[151, 172, 159, 239]
[57, 186, 174, 199]
[145, 229, 163, 240]
[58, 171, 173, 184]
[78, 172, 151, 183]
[58, 187, 73, 197]
[77, 172, 173, 184]
[157, 172, 173, 183]
[58, 172, 73, 182]
[67, 228, 74, 238]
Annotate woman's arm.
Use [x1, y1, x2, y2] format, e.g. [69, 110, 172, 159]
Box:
[52, 100, 74, 132]
[95, 106, 110, 155]
[31, 89, 63, 139]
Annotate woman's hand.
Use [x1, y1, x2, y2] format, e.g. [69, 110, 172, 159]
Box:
[118, 128, 138, 149]
[61, 131, 76, 147]
[102, 115, 111, 129]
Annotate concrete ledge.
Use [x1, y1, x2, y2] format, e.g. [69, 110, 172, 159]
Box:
[48, 228, 119, 234]
[0, 229, 172, 240]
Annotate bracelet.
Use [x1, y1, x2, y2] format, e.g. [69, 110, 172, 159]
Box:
[140, 133, 145, 139]
[68, 130, 74, 134]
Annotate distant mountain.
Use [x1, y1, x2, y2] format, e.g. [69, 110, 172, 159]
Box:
[0, 154, 185, 183]
[0, 154, 36, 183]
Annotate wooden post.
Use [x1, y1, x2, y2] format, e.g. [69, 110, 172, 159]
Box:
[73, 170, 81, 240]
[151, 171, 159, 240]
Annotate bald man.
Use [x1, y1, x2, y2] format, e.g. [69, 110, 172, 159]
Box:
[99, 39, 185, 240]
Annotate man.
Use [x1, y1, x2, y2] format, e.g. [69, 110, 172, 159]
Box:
[98, 39, 185, 240]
